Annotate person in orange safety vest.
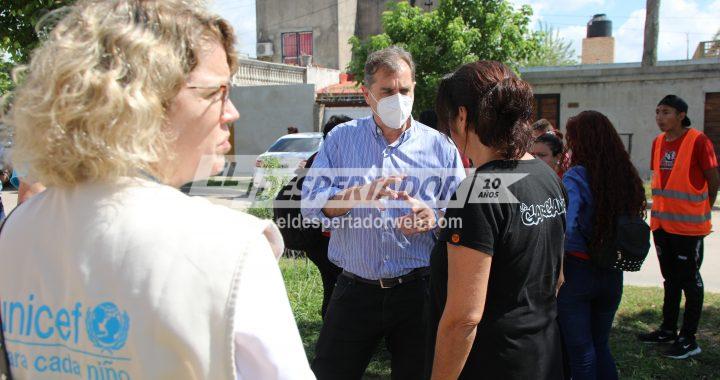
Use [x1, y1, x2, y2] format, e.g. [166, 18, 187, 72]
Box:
[637, 95, 719, 360]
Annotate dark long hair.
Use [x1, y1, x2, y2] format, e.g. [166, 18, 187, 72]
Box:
[435, 61, 533, 159]
[566, 111, 646, 245]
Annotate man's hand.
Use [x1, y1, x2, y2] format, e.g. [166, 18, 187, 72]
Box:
[322, 176, 404, 217]
[395, 191, 437, 236]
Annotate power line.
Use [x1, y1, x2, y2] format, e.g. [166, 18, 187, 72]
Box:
[540, 13, 720, 20]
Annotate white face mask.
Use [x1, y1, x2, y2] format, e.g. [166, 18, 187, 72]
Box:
[370, 92, 414, 130]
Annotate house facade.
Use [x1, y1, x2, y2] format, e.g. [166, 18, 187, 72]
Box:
[523, 58, 720, 177]
[255, 0, 437, 70]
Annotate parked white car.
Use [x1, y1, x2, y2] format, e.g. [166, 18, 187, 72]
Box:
[252, 132, 323, 189]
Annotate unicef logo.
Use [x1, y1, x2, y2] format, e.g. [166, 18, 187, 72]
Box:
[85, 302, 130, 352]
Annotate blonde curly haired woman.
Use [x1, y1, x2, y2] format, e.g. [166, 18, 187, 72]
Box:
[0, 1, 313, 378]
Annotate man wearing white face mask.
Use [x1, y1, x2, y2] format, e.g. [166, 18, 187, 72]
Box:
[302, 46, 465, 379]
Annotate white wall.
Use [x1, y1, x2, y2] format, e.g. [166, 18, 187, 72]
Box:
[231, 84, 316, 156]
[523, 60, 720, 178]
[306, 67, 342, 92]
[322, 106, 371, 125]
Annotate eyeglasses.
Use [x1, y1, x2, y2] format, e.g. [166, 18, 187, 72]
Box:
[186, 83, 231, 115]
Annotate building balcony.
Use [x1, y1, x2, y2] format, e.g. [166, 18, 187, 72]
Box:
[693, 40, 720, 59]
[232, 58, 306, 86]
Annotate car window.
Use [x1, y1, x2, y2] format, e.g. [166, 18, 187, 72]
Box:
[267, 137, 321, 153]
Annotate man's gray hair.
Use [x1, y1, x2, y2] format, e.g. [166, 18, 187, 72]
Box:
[364, 46, 416, 86]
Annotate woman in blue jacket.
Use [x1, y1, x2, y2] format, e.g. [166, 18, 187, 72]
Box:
[558, 111, 646, 379]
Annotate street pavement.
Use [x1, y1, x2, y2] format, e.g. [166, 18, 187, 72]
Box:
[2, 189, 718, 291]
[624, 210, 720, 292]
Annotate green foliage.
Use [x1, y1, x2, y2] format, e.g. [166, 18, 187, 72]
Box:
[347, 0, 539, 114]
[0, 60, 13, 95]
[0, 0, 74, 95]
[523, 22, 578, 67]
[280, 258, 391, 377]
[246, 157, 291, 220]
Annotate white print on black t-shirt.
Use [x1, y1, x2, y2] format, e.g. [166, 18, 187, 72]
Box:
[660, 150, 676, 171]
[520, 198, 567, 226]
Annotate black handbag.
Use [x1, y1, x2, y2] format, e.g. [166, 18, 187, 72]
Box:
[583, 215, 651, 272]
[272, 154, 326, 252]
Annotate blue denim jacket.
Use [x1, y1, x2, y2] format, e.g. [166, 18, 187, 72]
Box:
[563, 166, 594, 253]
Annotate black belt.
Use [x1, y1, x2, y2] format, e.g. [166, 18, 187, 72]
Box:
[342, 267, 430, 289]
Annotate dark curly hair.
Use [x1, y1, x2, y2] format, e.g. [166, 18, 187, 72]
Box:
[566, 111, 646, 246]
[436, 61, 533, 159]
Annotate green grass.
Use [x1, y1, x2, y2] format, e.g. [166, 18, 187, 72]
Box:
[280, 257, 391, 379]
[643, 181, 652, 202]
[612, 287, 720, 379]
[280, 257, 720, 379]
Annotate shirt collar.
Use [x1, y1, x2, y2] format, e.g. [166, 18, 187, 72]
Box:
[370, 116, 415, 146]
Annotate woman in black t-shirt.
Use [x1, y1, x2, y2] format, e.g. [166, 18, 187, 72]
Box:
[427, 61, 566, 379]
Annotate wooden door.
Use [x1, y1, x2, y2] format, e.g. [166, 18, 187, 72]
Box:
[532, 94, 560, 130]
[705, 92, 720, 162]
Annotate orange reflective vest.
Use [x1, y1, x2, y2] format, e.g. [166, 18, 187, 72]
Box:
[650, 128, 712, 236]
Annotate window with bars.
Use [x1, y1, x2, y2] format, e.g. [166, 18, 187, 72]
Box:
[281, 31, 313, 65]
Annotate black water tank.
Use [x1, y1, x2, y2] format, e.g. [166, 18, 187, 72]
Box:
[587, 14, 612, 38]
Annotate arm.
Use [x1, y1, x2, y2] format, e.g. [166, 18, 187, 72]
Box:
[395, 192, 446, 236]
[557, 257, 565, 297]
[431, 244, 492, 379]
[262, 222, 285, 260]
[320, 186, 361, 217]
[562, 168, 589, 252]
[705, 168, 719, 207]
[233, 237, 315, 379]
[696, 135, 718, 207]
[321, 177, 404, 217]
[398, 143, 465, 236]
[301, 136, 346, 221]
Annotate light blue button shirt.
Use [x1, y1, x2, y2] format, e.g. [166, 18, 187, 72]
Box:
[301, 116, 465, 280]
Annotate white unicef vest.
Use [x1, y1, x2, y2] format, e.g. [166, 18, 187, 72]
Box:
[0, 179, 271, 379]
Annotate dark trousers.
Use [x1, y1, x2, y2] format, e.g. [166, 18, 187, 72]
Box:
[653, 229, 704, 339]
[304, 238, 341, 318]
[311, 272, 429, 380]
[557, 256, 623, 380]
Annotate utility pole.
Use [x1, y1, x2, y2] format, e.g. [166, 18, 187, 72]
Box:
[642, 0, 660, 67]
[686, 33, 689, 60]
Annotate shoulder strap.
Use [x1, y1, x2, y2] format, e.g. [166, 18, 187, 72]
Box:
[0, 205, 18, 379]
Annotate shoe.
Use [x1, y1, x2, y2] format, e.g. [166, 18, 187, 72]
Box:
[637, 329, 677, 344]
[664, 336, 701, 359]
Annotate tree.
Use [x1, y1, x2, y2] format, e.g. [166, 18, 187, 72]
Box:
[0, 1, 73, 94]
[347, 0, 539, 114]
[523, 22, 577, 67]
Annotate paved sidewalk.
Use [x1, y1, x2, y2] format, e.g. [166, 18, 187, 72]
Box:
[2, 189, 718, 291]
[624, 210, 720, 292]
